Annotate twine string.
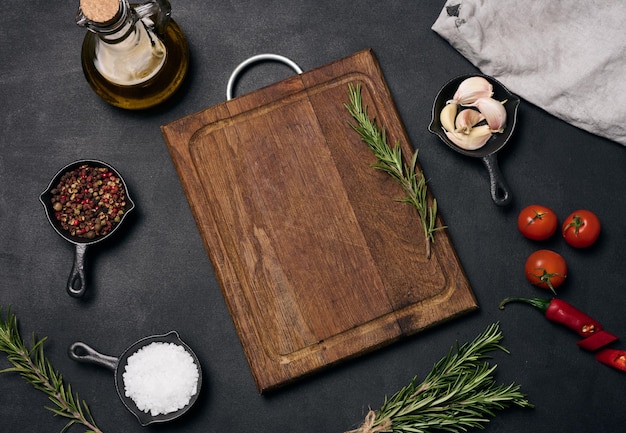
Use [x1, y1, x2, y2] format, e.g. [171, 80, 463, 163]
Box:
[344, 410, 392, 433]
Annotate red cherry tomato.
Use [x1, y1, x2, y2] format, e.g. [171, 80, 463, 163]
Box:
[524, 249, 567, 294]
[562, 210, 601, 248]
[517, 205, 558, 240]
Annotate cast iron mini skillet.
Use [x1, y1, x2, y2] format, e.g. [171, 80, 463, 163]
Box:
[39, 159, 135, 297]
[68, 331, 202, 426]
[429, 74, 520, 206]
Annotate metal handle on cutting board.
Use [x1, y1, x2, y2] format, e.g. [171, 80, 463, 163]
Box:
[226, 54, 303, 100]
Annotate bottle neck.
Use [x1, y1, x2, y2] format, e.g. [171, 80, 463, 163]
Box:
[77, 0, 137, 44]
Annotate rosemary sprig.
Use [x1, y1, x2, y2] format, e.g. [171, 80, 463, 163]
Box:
[0, 306, 103, 433]
[344, 84, 444, 258]
[346, 323, 533, 433]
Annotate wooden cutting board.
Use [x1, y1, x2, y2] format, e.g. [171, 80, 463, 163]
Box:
[161, 49, 477, 393]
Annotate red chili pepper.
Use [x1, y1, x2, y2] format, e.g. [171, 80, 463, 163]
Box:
[577, 330, 618, 351]
[499, 297, 603, 338]
[596, 348, 626, 372]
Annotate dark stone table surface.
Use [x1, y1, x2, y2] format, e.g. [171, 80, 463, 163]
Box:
[1, 2, 625, 432]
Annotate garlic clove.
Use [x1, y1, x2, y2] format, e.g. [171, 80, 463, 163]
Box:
[445, 124, 492, 150]
[439, 103, 458, 133]
[455, 109, 485, 135]
[448, 76, 493, 106]
[473, 97, 507, 133]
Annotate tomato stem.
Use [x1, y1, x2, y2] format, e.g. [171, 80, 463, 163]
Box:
[564, 214, 585, 236]
[526, 210, 547, 226]
[529, 267, 564, 295]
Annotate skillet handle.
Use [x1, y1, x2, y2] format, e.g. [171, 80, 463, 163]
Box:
[482, 153, 512, 206]
[68, 342, 119, 371]
[67, 244, 87, 297]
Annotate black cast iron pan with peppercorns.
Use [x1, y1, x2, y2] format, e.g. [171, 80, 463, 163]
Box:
[68, 330, 202, 426]
[39, 159, 135, 297]
[428, 74, 520, 206]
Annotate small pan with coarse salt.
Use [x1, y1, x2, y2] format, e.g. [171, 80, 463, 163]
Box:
[68, 330, 202, 426]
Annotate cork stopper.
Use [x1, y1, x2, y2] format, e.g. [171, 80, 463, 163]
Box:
[80, 0, 120, 23]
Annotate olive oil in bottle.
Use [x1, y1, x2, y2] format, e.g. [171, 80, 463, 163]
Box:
[76, 0, 189, 110]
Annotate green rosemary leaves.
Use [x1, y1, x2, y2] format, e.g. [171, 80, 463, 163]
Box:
[345, 84, 442, 258]
[346, 323, 533, 433]
[0, 307, 103, 433]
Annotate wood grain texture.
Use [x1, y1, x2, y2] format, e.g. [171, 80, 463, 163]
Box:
[161, 49, 477, 392]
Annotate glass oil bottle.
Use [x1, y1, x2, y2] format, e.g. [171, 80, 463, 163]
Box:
[76, 0, 189, 109]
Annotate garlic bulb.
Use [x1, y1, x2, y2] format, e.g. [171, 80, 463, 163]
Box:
[445, 124, 492, 150]
[448, 76, 493, 106]
[455, 109, 485, 135]
[473, 97, 507, 132]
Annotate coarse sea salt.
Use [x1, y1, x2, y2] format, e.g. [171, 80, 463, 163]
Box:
[122, 342, 199, 416]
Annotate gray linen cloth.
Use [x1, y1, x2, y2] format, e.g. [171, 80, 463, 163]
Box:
[432, 0, 626, 146]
